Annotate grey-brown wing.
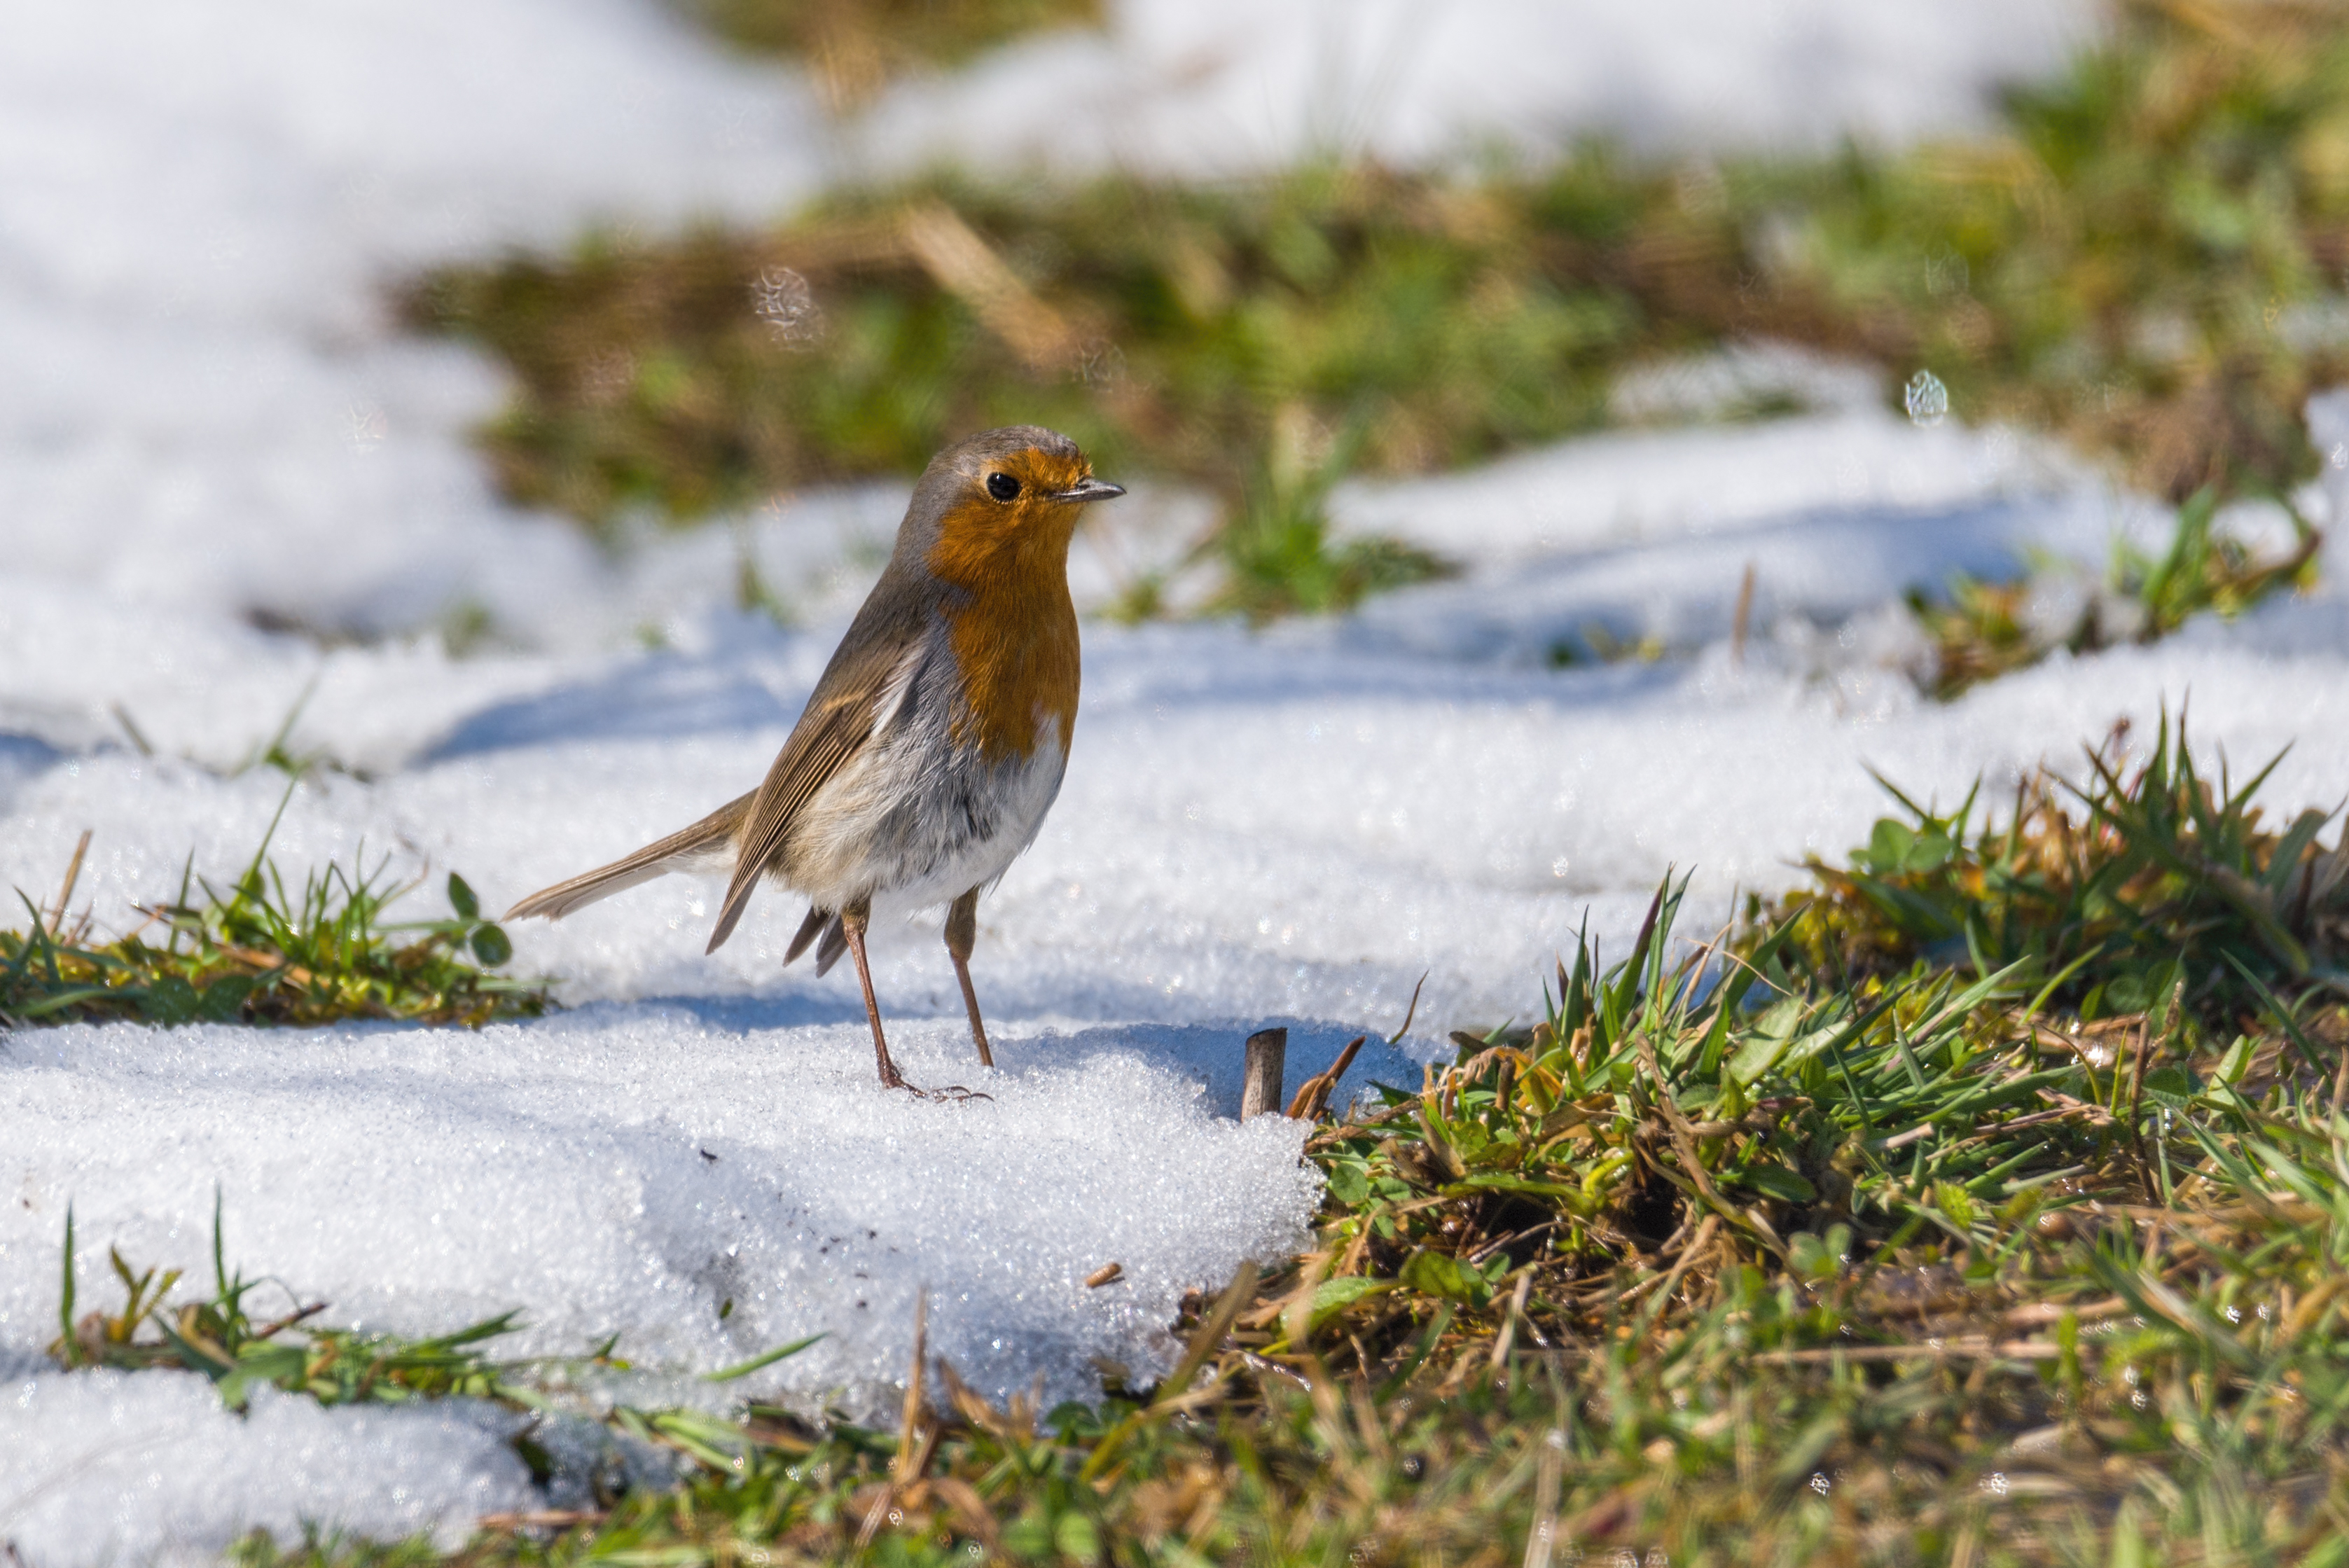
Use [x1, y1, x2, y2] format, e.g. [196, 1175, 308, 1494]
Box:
[704, 620, 923, 953]
[504, 789, 754, 922]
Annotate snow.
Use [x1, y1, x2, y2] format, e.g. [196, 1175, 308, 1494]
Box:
[0, 1373, 531, 1564]
[853, 0, 2099, 178]
[1, 0, 828, 656]
[1330, 405, 2144, 665]
[6, 0, 2343, 1558]
[2, 1011, 1328, 1409]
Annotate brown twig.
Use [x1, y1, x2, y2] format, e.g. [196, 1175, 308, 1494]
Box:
[478, 1509, 606, 1532]
[1730, 561, 1756, 667]
[1287, 1034, 1368, 1120]
[1637, 1214, 1722, 1326]
[46, 830, 92, 937]
[1487, 1270, 1534, 1377]
[1633, 1031, 1782, 1258]
[1752, 1339, 2065, 1365]
[857, 1291, 931, 1553]
[251, 1301, 329, 1340]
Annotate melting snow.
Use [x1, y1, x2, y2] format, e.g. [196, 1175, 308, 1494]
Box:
[4, 0, 2338, 1560]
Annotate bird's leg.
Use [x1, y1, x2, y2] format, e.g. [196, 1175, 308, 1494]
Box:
[839, 900, 910, 1091]
[945, 887, 993, 1068]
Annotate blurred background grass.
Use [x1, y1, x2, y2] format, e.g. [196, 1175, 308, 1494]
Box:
[408, 0, 2349, 634]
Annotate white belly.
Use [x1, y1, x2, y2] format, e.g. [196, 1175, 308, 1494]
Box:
[780, 644, 1069, 916]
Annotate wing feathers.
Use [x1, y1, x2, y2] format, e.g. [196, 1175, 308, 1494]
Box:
[705, 632, 924, 955]
[511, 572, 931, 953]
[704, 708, 866, 952]
[504, 791, 754, 922]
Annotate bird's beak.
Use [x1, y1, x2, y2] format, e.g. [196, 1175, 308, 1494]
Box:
[1050, 476, 1126, 504]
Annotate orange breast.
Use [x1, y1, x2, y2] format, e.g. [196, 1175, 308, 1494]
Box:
[926, 504, 1083, 762]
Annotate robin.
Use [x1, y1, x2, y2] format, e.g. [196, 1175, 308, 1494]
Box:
[504, 426, 1123, 1091]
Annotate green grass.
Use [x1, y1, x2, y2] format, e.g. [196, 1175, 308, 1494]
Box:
[1907, 487, 2324, 698]
[1745, 709, 2349, 1027]
[1735, 0, 2349, 506]
[406, 0, 2349, 639]
[53, 1193, 537, 1410]
[400, 155, 1696, 616]
[41, 721, 2349, 1563]
[1, 791, 549, 1029]
[1198, 410, 1456, 623]
[399, 157, 1696, 541]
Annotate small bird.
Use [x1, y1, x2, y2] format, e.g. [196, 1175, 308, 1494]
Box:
[505, 426, 1123, 1091]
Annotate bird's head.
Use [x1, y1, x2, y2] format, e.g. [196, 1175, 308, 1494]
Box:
[908, 425, 1123, 590]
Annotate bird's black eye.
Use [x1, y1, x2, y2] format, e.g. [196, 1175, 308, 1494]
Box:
[985, 472, 1021, 502]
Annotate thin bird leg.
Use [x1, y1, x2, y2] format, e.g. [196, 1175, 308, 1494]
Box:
[839, 901, 910, 1091]
[945, 887, 993, 1068]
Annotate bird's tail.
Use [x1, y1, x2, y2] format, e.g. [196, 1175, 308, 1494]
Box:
[503, 791, 754, 922]
[780, 904, 850, 975]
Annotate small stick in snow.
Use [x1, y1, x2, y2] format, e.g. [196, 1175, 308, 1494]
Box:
[1731, 560, 1756, 667]
[1240, 1027, 1287, 1119]
[1285, 1034, 1366, 1121]
[111, 703, 154, 756]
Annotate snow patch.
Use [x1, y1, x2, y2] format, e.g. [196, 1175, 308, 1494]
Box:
[0, 1376, 530, 1564]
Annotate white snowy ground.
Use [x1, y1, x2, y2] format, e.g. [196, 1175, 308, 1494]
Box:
[11, 0, 2347, 1560]
[15, 433, 2349, 1567]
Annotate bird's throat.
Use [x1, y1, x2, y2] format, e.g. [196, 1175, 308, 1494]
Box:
[927, 529, 1081, 763]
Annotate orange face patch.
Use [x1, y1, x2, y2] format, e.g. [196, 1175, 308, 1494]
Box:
[936, 445, 1096, 548]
